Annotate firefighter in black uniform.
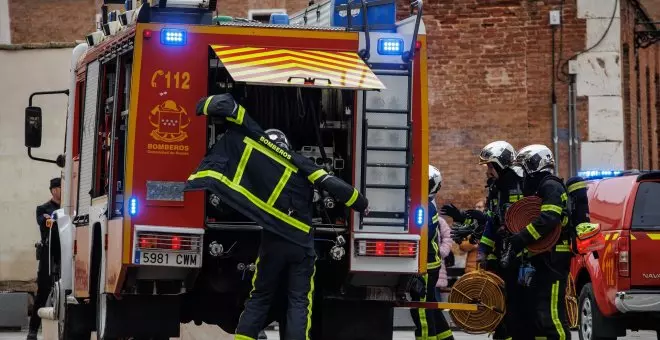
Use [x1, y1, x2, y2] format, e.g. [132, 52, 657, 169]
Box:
[185, 94, 369, 340]
[409, 165, 454, 340]
[442, 140, 525, 340]
[27, 178, 61, 340]
[506, 144, 572, 340]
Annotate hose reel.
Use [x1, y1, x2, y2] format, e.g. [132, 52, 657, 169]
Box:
[448, 270, 506, 334]
[504, 196, 561, 254]
[566, 274, 578, 329]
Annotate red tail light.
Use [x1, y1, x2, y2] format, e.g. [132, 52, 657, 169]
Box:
[171, 236, 181, 250]
[136, 233, 200, 251]
[616, 236, 630, 277]
[356, 240, 417, 258]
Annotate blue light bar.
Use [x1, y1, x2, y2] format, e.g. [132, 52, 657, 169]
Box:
[577, 170, 624, 180]
[415, 206, 424, 226]
[377, 38, 404, 55]
[160, 28, 187, 46]
[129, 197, 138, 216]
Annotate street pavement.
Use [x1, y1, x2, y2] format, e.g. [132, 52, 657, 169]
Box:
[0, 328, 657, 340]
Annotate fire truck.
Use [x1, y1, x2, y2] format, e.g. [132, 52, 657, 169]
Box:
[22, 0, 445, 339]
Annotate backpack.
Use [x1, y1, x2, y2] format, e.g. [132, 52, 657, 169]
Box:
[538, 175, 603, 255]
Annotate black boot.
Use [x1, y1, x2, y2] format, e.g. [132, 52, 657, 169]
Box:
[26, 330, 38, 340]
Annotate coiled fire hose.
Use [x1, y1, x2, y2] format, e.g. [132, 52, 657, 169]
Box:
[448, 270, 506, 334]
[566, 274, 579, 329]
[504, 196, 561, 253]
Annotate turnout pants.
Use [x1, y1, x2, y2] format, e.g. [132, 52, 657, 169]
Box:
[493, 258, 528, 340]
[28, 252, 51, 333]
[235, 231, 316, 340]
[410, 269, 454, 340]
[527, 257, 571, 340]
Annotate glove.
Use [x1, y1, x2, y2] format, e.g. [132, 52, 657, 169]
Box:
[506, 233, 526, 254]
[476, 251, 488, 270]
[450, 223, 473, 243]
[465, 209, 486, 226]
[440, 204, 465, 223]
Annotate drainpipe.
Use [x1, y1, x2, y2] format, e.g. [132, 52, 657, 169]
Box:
[635, 48, 643, 169]
[568, 77, 575, 176]
[551, 26, 559, 176]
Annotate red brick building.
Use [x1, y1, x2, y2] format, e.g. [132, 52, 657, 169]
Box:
[2, 0, 659, 209]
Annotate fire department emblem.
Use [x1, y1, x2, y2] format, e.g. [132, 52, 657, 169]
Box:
[149, 100, 191, 143]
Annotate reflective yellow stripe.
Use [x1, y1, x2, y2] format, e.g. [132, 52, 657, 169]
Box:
[244, 137, 297, 172]
[561, 216, 568, 227]
[432, 214, 439, 224]
[418, 274, 429, 338]
[541, 204, 563, 214]
[233, 146, 253, 185]
[509, 194, 522, 203]
[568, 181, 587, 193]
[428, 235, 441, 269]
[305, 261, 316, 340]
[555, 244, 570, 252]
[227, 105, 245, 125]
[345, 188, 359, 207]
[526, 223, 541, 240]
[202, 95, 214, 115]
[561, 192, 567, 202]
[487, 254, 498, 260]
[551, 280, 566, 339]
[427, 261, 442, 270]
[188, 170, 310, 233]
[437, 329, 453, 339]
[234, 335, 255, 340]
[267, 169, 293, 205]
[307, 169, 327, 183]
[535, 337, 548, 340]
[480, 236, 495, 248]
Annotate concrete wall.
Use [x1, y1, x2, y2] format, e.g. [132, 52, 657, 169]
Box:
[0, 47, 72, 281]
[0, 0, 10, 44]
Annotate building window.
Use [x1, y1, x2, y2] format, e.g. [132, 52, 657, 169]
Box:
[248, 9, 286, 23]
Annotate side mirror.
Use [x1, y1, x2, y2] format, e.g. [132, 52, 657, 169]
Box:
[25, 106, 43, 148]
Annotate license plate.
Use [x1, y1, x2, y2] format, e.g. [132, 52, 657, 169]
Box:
[134, 250, 201, 268]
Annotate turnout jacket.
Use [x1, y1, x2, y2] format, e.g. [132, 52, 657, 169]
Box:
[185, 94, 368, 250]
[478, 167, 524, 257]
[427, 201, 442, 270]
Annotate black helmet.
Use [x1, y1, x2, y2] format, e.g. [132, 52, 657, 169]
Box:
[264, 129, 291, 150]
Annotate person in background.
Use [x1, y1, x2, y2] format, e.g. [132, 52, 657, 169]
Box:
[435, 214, 455, 293]
[27, 178, 61, 340]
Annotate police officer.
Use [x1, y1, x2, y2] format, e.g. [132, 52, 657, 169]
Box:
[185, 94, 369, 340]
[409, 165, 454, 340]
[27, 178, 61, 340]
[442, 141, 525, 340]
[506, 144, 572, 340]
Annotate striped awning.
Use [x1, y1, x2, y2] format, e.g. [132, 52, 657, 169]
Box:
[210, 44, 386, 90]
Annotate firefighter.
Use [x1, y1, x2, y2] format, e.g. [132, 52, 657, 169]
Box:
[409, 165, 454, 340]
[442, 140, 525, 340]
[27, 178, 61, 340]
[185, 94, 369, 340]
[506, 144, 572, 340]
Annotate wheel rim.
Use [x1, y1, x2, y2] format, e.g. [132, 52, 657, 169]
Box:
[581, 297, 593, 340]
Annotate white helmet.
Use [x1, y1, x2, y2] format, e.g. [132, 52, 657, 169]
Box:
[478, 141, 516, 170]
[515, 144, 555, 175]
[429, 165, 442, 197]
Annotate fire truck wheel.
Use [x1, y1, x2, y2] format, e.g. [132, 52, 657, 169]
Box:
[578, 283, 615, 340]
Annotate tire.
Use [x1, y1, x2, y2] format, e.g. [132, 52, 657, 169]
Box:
[578, 283, 615, 340]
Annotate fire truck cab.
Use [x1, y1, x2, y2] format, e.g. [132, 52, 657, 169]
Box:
[570, 170, 660, 339]
[23, 1, 430, 339]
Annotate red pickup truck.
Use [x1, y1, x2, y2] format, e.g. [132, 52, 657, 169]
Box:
[571, 171, 660, 340]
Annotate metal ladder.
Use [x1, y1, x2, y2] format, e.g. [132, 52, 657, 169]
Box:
[357, 0, 423, 231]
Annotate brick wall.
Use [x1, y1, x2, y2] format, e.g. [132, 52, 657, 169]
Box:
[621, 0, 660, 170]
[396, 0, 588, 208]
[8, 0, 96, 44]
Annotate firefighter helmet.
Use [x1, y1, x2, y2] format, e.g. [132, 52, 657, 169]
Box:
[515, 144, 555, 175]
[429, 165, 442, 197]
[264, 129, 291, 150]
[478, 141, 516, 170]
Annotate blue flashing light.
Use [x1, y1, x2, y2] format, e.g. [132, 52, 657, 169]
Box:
[415, 206, 424, 226]
[161, 28, 187, 46]
[577, 170, 624, 180]
[377, 38, 404, 55]
[129, 197, 138, 216]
